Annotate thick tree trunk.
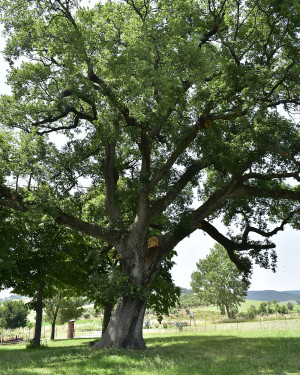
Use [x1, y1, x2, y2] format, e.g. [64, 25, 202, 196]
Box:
[33, 280, 45, 348]
[131, 300, 147, 344]
[92, 296, 147, 350]
[91, 230, 158, 350]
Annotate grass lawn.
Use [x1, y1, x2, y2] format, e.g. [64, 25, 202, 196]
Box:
[1, 323, 300, 375]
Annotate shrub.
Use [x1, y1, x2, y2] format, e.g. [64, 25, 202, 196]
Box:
[246, 305, 257, 320]
[0, 300, 28, 329]
[287, 302, 293, 311]
[258, 302, 268, 315]
[278, 305, 288, 315]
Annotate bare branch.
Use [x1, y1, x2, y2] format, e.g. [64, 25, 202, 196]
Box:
[231, 185, 300, 201]
[55, 209, 116, 242]
[103, 134, 124, 227]
[241, 171, 300, 183]
[242, 209, 299, 243]
[144, 111, 212, 194]
[199, 220, 275, 272]
[124, 0, 150, 22]
[0, 185, 27, 212]
[150, 160, 205, 219]
[87, 65, 138, 128]
[30, 105, 96, 134]
[0, 183, 117, 243]
[198, 26, 220, 48]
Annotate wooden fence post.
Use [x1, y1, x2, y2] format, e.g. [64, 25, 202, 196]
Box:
[67, 320, 75, 339]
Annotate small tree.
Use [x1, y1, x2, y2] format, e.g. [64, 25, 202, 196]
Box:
[258, 302, 268, 315]
[267, 301, 274, 314]
[191, 244, 249, 319]
[246, 305, 258, 320]
[56, 297, 85, 324]
[278, 305, 288, 315]
[0, 206, 97, 346]
[44, 295, 84, 339]
[44, 292, 63, 340]
[287, 302, 294, 311]
[0, 300, 28, 329]
[273, 302, 280, 314]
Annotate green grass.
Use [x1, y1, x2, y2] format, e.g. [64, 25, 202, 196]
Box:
[1, 322, 300, 375]
[238, 299, 267, 312]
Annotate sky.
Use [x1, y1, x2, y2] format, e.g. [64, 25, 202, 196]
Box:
[0, 2, 299, 299]
[172, 225, 299, 291]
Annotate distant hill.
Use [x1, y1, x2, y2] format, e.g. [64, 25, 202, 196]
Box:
[246, 290, 300, 302]
[0, 294, 27, 302]
[180, 288, 193, 294]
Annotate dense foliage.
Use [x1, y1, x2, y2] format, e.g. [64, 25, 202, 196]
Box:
[179, 293, 204, 309]
[0, 300, 28, 329]
[191, 244, 248, 318]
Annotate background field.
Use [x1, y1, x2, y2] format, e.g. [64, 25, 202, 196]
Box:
[1, 297, 300, 341]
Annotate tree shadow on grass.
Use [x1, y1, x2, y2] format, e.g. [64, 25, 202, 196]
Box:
[145, 334, 300, 375]
[0, 335, 300, 375]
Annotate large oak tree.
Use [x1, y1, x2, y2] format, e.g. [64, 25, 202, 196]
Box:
[0, 0, 299, 349]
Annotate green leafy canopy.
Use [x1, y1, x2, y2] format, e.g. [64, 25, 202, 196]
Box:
[0, 0, 299, 284]
[191, 243, 248, 318]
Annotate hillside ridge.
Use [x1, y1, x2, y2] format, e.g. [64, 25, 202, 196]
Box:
[246, 290, 300, 302]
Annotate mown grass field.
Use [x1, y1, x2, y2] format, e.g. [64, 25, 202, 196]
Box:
[1, 320, 300, 375]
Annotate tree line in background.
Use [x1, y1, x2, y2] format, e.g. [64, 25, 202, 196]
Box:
[241, 300, 296, 320]
[1, 292, 299, 339]
[1, 243, 299, 336]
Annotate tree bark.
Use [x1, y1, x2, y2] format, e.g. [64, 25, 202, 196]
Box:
[50, 303, 60, 340]
[102, 301, 114, 335]
[225, 304, 231, 319]
[131, 300, 147, 344]
[33, 280, 45, 348]
[92, 296, 147, 350]
[91, 222, 156, 350]
[50, 323, 55, 340]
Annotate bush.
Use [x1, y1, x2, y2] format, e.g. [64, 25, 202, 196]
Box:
[246, 305, 257, 320]
[258, 302, 268, 315]
[278, 305, 288, 315]
[0, 300, 28, 329]
[287, 302, 293, 311]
